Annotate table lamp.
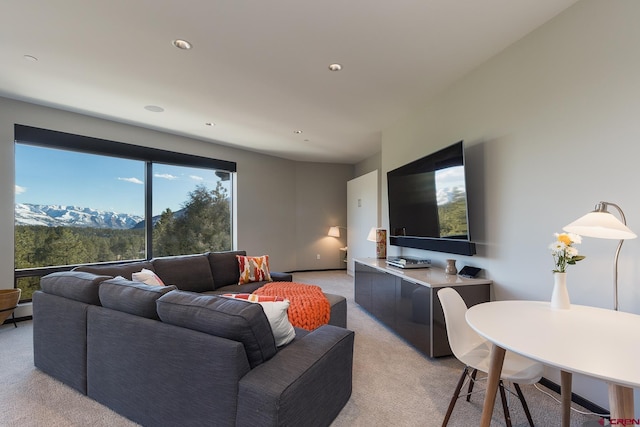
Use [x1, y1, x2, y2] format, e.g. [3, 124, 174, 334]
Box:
[563, 201, 637, 311]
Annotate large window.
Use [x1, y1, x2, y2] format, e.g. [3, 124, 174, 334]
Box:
[14, 125, 235, 301]
[15, 145, 147, 268]
[152, 164, 232, 256]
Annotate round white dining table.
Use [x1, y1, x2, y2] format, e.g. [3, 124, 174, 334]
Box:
[466, 300, 640, 427]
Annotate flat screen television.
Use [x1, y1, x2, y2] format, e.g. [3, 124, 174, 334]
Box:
[387, 140, 476, 256]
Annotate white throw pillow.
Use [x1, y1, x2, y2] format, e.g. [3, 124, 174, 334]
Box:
[132, 268, 165, 286]
[258, 300, 296, 347]
[221, 293, 296, 346]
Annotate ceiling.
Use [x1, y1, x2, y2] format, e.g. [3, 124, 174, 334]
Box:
[0, 0, 579, 164]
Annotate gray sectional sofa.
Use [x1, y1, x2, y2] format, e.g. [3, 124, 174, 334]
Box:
[71, 250, 347, 327]
[33, 251, 354, 427]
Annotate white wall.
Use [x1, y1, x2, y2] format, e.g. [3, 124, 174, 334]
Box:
[294, 162, 353, 270]
[1, 97, 352, 307]
[347, 170, 379, 274]
[381, 0, 640, 410]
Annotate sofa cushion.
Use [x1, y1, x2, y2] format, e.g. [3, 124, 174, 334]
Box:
[73, 260, 154, 280]
[152, 254, 214, 292]
[208, 281, 267, 295]
[207, 250, 246, 289]
[157, 290, 277, 368]
[99, 277, 177, 320]
[40, 271, 110, 305]
[237, 255, 272, 285]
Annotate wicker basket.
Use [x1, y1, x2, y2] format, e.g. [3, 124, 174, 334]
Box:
[0, 289, 21, 325]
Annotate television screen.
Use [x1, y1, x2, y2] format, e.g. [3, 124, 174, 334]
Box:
[387, 141, 475, 255]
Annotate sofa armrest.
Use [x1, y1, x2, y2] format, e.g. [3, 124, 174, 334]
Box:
[87, 306, 251, 427]
[270, 271, 293, 282]
[237, 325, 354, 427]
[33, 291, 91, 394]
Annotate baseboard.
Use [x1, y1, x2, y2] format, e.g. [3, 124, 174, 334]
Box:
[2, 315, 32, 326]
[539, 377, 609, 417]
[285, 268, 347, 273]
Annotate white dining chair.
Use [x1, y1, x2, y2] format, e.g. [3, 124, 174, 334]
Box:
[437, 287, 544, 427]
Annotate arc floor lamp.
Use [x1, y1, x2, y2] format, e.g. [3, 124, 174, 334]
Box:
[563, 201, 637, 311]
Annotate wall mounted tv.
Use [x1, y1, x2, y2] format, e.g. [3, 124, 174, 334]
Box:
[387, 140, 476, 256]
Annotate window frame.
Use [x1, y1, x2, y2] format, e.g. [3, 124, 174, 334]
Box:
[14, 124, 236, 300]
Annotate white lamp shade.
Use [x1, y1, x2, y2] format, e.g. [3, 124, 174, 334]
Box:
[367, 227, 377, 242]
[563, 212, 637, 240]
[328, 226, 341, 237]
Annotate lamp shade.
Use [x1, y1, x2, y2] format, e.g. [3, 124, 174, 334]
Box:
[563, 212, 637, 240]
[328, 226, 341, 237]
[367, 227, 377, 242]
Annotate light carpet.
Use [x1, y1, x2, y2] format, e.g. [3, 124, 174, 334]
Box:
[0, 270, 600, 426]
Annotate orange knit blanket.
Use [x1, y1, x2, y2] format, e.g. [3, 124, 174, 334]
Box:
[254, 282, 330, 330]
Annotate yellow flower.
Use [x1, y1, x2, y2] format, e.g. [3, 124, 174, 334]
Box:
[557, 233, 572, 246]
[550, 232, 585, 273]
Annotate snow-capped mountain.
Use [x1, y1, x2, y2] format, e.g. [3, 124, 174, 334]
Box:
[14, 203, 143, 229]
[131, 208, 186, 229]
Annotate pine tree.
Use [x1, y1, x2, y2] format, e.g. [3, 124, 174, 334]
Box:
[152, 182, 231, 256]
[153, 208, 178, 257]
[15, 225, 37, 268]
[45, 227, 89, 266]
[174, 182, 231, 254]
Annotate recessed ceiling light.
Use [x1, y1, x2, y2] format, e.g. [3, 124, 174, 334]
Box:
[144, 105, 164, 112]
[24, 55, 38, 62]
[328, 63, 342, 71]
[294, 130, 303, 134]
[172, 39, 192, 50]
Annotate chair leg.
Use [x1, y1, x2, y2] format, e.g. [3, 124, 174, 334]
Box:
[499, 380, 513, 427]
[514, 383, 535, 427]
[466, 369, 478, 402]
[442, 366, 469, 427]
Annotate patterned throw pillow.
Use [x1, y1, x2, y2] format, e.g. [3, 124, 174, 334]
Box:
[132, 268, 166, 286]
[237, 255, 272, 285]
[222, 293, 295, 346]
[222, 293, 284, 302]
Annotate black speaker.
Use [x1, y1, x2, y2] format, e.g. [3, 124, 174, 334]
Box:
[459, 266, 481, 278]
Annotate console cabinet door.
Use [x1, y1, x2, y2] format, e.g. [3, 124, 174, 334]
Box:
[371, 269, 396, 327]
[354, 262, 373, 312]
[395, 279, 430, 355]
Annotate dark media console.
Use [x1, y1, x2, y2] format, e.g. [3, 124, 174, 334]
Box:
[354, 258, 491, 358]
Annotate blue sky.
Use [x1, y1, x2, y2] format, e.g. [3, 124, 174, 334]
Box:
[15, 144, 230, 216]
[435, 165, 466, 190]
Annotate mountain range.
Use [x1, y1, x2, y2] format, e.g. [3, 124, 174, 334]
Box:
[15, 203, 144, 229]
